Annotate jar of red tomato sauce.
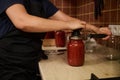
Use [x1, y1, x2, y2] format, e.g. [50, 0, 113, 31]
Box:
[55, 30, 66, 47]
[67, 29, 85, 66]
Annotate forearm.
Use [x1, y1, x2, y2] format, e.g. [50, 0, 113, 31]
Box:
[85, 23, 99, 33]
[20, 15, 70, 32]
[5, 4, 91, 33]
[50, 11, 99, 33]
[21, 13, 86, 32]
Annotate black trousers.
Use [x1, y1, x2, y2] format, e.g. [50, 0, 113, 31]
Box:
[0, 59, 42, 80]
[0, 48, 42, 80]
[9, 71, 41, 80]
[0, 30, 44, 80]
[0, 56, 42, 80]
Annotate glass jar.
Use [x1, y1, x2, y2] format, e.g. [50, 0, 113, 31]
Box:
[55, 30, 66, 47]
[67, 29, 85, 66]
[106, 35, 120, 60]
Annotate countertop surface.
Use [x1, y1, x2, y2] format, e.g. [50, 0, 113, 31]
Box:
[39, 46, 120, 80]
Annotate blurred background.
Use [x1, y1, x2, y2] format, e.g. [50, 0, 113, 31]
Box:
[47, 0, 120, 50]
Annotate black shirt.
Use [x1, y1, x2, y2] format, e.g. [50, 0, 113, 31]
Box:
[0, 0, 58, 38]
[0, 0, 59, 60]
[0, 0, 58, 60]
[0, 0, 58, 80]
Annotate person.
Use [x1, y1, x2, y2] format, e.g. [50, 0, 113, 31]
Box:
[0, 0, 111, 80]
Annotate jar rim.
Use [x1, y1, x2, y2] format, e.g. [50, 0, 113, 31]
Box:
[70, 36, 82, 40]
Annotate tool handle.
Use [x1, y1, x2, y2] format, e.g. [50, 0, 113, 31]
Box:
[89, 34, 107, 38]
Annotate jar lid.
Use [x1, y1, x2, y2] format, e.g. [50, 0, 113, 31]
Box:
[71, 30, 80, 36]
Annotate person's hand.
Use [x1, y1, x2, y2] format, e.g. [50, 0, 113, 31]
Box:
[97, 27, 112, 40]
[67, 19, 86, 30]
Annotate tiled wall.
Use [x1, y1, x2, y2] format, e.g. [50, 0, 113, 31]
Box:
[77, 0, 120, 26]
[50, 0, 120, 50]
[50, 0, 77, 17]
[50, 0, 120, 25]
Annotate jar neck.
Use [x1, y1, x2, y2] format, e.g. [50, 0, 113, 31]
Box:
[70, 36, 82, 40]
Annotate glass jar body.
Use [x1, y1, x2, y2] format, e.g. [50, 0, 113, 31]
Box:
[106, 35, 120, 60]
[55, 31, 66, 47]
[67, 39, 85, 66]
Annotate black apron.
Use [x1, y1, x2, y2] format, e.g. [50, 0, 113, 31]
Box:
[0, 0, 47, 80]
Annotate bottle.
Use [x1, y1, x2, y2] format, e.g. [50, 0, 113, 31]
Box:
[67, 29, 85, 66]
[55, 30, 66, 47]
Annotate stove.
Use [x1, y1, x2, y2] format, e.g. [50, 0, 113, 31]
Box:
[90, 73, 120, 80]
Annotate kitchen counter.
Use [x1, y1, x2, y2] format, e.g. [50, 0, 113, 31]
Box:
[39, 46, 120, 80]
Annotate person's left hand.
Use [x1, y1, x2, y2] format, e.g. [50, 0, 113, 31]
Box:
[98, 27, 112, 40]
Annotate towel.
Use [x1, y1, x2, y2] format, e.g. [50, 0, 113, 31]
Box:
[94, 0, 104, 19]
